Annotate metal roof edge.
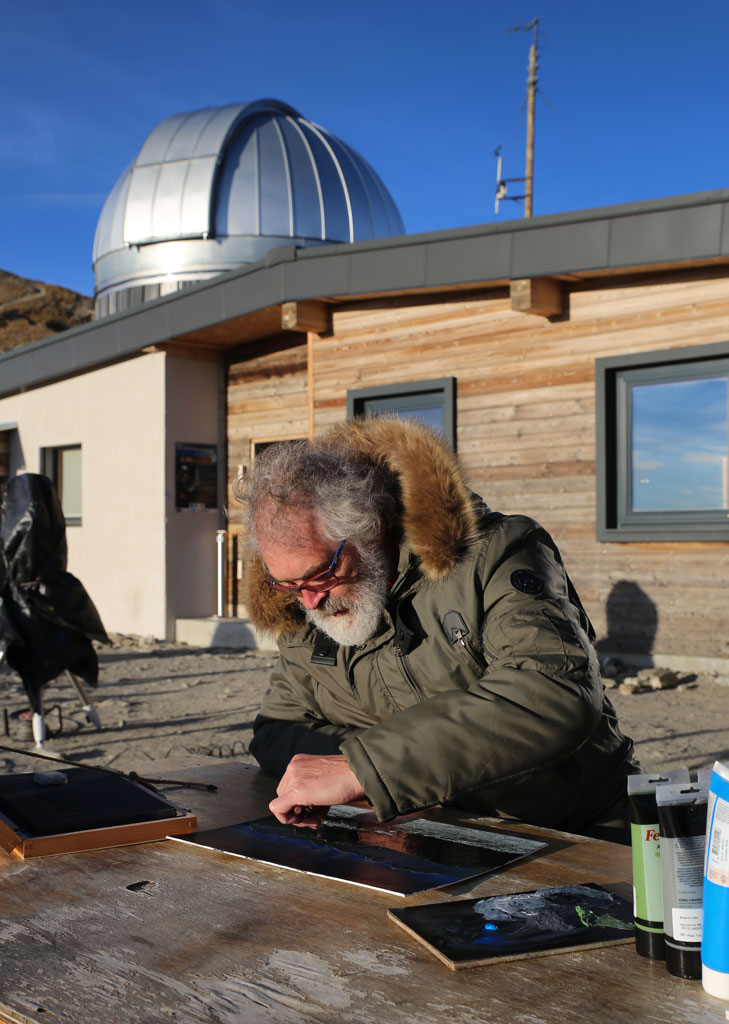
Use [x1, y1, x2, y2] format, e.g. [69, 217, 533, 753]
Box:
[2, 186, 729, 399]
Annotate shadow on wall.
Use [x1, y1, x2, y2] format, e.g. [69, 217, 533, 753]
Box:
[595, 580, 658, 660]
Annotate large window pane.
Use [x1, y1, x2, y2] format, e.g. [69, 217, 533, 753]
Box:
[41, 444, 82, 523]
[58, 446, 82, 519]
[347, 378, 456, 447]
[631, 377, 729, 511]
[358, 394, 445, 435]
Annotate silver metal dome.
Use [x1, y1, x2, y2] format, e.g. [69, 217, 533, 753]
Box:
[93, 99, 405, 318]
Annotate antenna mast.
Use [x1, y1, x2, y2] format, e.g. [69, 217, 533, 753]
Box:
[524, 18, 539, 217]
[493, 18, 540, 218]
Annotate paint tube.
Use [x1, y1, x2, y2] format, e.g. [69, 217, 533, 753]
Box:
[627, 770, 690, 959]
[702, 760, 729, 1000]
[656, 781, 709, 979]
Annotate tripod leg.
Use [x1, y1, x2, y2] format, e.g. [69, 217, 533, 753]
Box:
[66, 671, 102, 730]
[32, 691, 45, 748]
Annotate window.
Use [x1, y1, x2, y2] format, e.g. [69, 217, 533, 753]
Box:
[596, 345, 729, 541]
[41, 445, 82, 524]
[250, 436, 306, 462]
[347, 378, 456, 447]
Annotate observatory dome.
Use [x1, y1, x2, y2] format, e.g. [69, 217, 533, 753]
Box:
[92, 99, 405, 318]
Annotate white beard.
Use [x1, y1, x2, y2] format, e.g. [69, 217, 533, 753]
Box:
[306, 546, 389, 647]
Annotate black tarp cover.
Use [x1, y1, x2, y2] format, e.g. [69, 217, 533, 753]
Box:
[0, 474, 108, 712]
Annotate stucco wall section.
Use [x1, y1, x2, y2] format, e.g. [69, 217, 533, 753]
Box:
[0, 353, 168, 637]
[164, 351, 223, 636]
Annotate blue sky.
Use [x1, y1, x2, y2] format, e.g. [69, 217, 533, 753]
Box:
[3, 0, 729, 297]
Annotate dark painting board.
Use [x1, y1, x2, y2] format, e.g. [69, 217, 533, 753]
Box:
[388, 883, 634, 969]
[168, 804, 547, 896]
[0, 768, 178, 836]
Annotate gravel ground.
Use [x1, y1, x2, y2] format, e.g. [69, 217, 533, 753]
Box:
[0, 636, 727, 778]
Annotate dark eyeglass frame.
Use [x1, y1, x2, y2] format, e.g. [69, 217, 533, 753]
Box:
[268, 538, 348, 592]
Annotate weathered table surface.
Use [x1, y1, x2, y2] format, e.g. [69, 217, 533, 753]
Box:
[0, 756, 725, 1024]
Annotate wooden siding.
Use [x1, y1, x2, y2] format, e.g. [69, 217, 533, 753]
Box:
[226, 333, 309, 613]
[226, 267, 729, 662]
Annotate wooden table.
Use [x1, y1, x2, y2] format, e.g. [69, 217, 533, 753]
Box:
[0, 757, 725, 1024]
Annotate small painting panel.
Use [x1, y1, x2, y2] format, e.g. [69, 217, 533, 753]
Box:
[388, 883, 634, 969]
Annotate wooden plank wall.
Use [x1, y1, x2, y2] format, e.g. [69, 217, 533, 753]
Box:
[226, 267, 729, 663]
[226, 333, 309, 614]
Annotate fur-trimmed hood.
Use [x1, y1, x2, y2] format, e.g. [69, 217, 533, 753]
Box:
[243, 418, 479, 639]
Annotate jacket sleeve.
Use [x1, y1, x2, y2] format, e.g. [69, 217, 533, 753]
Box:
[340, 516, 604, 821]
[249, 652, 362, 778]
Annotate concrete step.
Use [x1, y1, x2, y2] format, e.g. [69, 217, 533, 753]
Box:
[175, 617, 277, 651]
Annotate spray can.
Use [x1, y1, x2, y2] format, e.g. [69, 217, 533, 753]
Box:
[702, 760, 729, 1000]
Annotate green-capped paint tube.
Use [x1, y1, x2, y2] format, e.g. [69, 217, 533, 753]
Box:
[628, 770, 690, 959]
[656, 781, 709, 980]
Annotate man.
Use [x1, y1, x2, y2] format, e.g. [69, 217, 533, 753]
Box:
[237, 417, 639, 842]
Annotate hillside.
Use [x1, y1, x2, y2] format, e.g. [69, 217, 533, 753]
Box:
[0, 269, 94, 354]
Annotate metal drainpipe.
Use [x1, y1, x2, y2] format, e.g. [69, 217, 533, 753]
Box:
[216, 530, 226, 618]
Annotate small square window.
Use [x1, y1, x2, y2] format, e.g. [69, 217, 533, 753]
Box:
[347, 378, 456, 447]
[41, 445, 82, 524]
[597, 346, 729, 541]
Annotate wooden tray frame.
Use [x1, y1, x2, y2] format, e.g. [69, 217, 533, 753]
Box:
[0, 805, 197, 859]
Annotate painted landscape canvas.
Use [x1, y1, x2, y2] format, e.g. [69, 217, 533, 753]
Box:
[169, 804, 547, 896]
[388, 883, 634, 969]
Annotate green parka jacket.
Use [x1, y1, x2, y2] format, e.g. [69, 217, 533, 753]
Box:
[245, 419, 637, 834]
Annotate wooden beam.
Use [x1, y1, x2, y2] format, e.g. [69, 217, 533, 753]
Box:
[281, 300, 330, 334]
[510, 277, 564, 317]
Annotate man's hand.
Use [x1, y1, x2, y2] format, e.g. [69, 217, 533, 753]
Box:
[269, 753, 366, 828]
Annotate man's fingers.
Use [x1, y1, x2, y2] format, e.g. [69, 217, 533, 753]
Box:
[269, 793, 327, 828]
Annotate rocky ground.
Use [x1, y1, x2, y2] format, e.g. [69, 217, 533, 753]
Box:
[0, 636, 727, 779]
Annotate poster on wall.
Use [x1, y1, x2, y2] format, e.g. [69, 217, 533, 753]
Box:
[175, 443, 218, 511]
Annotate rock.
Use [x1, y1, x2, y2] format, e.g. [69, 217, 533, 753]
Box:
[602, 677, 618, 689]
[648, 670, 680, 690]
[619, 678, 643, 694]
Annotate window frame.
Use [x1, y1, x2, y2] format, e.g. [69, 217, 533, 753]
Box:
[346, 377, 456, 448]
[596, 341, 729, 541]
[41, 444, 82, 526]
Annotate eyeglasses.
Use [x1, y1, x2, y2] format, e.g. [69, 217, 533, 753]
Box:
[268, 538, 348, 593]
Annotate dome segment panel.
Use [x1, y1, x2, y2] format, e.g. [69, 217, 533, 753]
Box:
[258, 115, 293, 238]
[282, 116, 325, 241]
[301, 122, 351, 242]
[92, 162, 132, 264]
[135, 112, 191, 165]
[336, 139, 405, 239]
[319, 128, 376, 241]
[214, 119, 259, 237]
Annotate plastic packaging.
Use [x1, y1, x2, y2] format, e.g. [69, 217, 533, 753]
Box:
[656, 781, 708, 979]
[627, 770, 690, 959]
[702, 760, 729, 1000]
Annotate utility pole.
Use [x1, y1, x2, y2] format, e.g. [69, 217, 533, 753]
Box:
[524, 18, 538, 218]
[494, 18, 540, 218]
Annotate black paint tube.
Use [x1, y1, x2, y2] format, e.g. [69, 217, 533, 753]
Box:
[656, 781, 709, 980]
[627, 770, 690, 959]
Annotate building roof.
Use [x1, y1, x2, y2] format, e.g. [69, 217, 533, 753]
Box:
[92, 99, 404, 314]
[4, 186, 729, 398]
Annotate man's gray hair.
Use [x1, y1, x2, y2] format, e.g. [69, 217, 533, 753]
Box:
[233, 439, 399, 552]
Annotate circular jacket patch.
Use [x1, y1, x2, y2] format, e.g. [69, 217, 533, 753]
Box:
[510, 569, 545, 595]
